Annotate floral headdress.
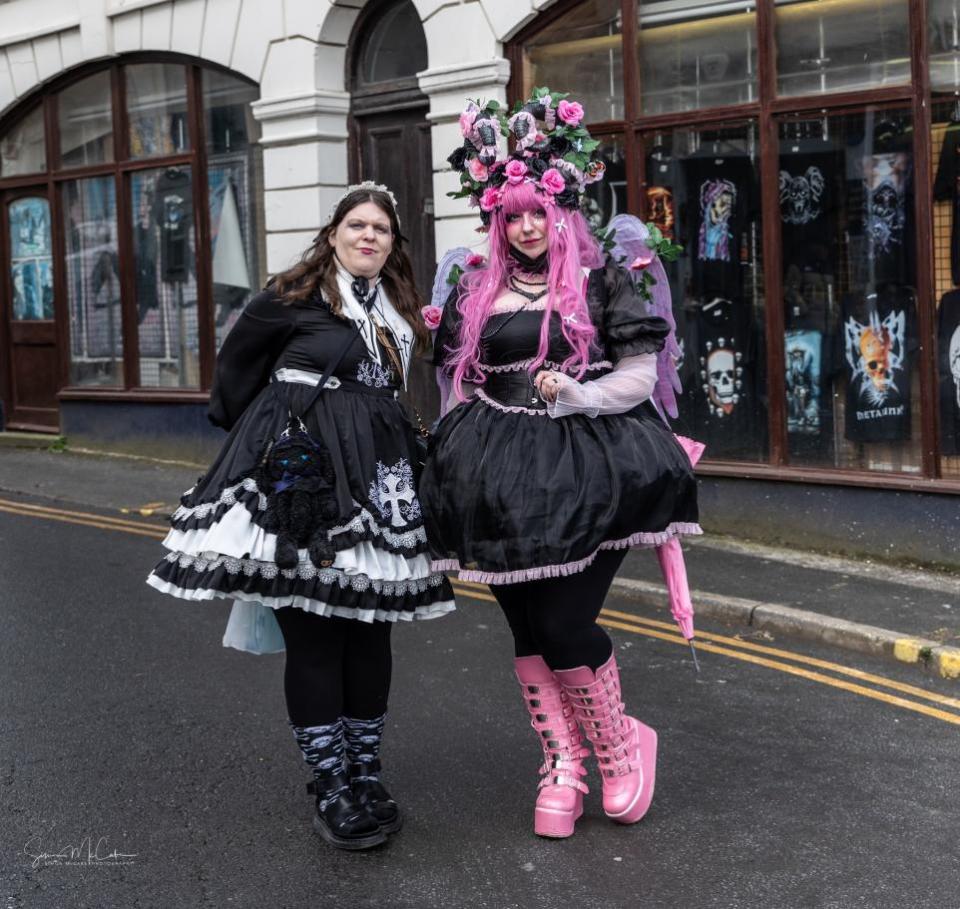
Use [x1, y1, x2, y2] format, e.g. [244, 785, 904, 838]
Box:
[446, 87, 605, 226]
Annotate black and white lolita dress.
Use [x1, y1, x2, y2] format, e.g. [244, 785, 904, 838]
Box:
[420, 260, 702, 585]
[146, 268, 455, 651]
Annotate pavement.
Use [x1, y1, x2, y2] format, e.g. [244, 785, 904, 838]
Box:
[0, 437, 958, 680]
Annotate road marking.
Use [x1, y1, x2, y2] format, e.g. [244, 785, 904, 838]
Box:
[450, 581, 960, 726]
[0, 500, 167, 539]
[2, 498, 955, 725]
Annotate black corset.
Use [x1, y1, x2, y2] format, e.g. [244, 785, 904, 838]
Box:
[482, 371, 547, 410]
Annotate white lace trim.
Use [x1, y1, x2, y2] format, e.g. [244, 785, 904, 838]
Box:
[475, 388, 548, 416]
[171, 477, 267, 522]
[146, 575, 456, 623]
[161, 550, 447, 595]
[478, 358, 613, 375]
[173, 484, 427, 550]
[489, 300, 549, 314]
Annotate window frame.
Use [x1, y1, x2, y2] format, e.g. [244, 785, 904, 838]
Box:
[0, 52, 261, 402]
[507, 0, 955, 491]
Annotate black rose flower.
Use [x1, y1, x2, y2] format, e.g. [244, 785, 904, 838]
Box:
[555, 188, 579, 209]
[447, 145, 469, 171]
[528, 157, 548, 177]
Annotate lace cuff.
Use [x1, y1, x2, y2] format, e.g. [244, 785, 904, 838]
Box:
[546, 354, 658, 419]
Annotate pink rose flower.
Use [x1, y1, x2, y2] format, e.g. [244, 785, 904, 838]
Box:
[459, 109, 477, 138]
[557, 99, 584, 126]
[504, 159, 528, 184]
[630, 248, 656, 270]
[465, 253, 487, 267]
[467, 158, 489, 182]
[539, 168, 567, 195]
[479, 186, 501, 212]
[421, 305, 443, 331]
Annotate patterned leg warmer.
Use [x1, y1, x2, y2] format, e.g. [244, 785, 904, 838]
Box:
[291, 720, 347, 811]
[342, 714, 386, 781]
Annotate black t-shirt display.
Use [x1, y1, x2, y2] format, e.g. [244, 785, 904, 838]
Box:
[780, 151, 842, 333]
[681, 155, 755, 301]
[933, 125, 960, 286]
[152, 167, 193, 282]
[841, 286, 917, 443]
[684, 296, 759, 458]
[938, 289, 960, 456]
[853, 150, 914, 289]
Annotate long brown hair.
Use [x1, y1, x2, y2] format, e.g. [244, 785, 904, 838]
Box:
[270, 189, 429, 353]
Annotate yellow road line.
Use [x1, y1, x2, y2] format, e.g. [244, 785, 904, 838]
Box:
[598, 617, 960, 728]
[600, 607, 960, 712]
[449, 580, 960, 726]
[0, 496, 168, 533]
[0, 502, 167, 539]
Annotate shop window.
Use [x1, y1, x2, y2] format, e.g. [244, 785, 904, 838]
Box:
[62, 177, 124, 386]
[521, 0, 624, 123]
[357, 0, 427, 84]
[583, 135, 627, 229]
[1, 106, 46, 177]
[778, 109, 920, 473]
[133, 166, 199, 387]
[203, 71, 262, 348]
[126, 63, 190, 159]
[643, 122, 767, 462]
[775, 0, 910, 98]
[930, 98, 960, 478]
[58, 71, 114, 167]
[8, 198, 53, 321]
[637, 1, 758, 115]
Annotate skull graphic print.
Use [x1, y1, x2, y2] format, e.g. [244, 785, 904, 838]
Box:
[844, 310, 906, 407]
[699, 337, 743, 416]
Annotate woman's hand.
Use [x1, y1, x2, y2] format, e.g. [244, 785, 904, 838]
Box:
[534, 370, 566, 404]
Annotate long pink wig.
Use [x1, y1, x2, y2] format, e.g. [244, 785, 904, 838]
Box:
[448, 181, 605, 401]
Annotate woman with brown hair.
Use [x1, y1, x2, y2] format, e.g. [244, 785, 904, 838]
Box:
[147, 182, 454, 850]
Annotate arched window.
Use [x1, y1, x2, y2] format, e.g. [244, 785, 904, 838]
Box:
[0, 57, 262, 418]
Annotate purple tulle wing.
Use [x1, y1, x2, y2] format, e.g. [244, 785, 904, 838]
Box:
[605, 215, 681, 421]
[431, 247, 472, 417]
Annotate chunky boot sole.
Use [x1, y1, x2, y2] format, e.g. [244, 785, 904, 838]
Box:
[312, 813, 388, 850]
[377, 810, 403, 836]
[606, 720, 658, 825]
[534, 793, 584, 838]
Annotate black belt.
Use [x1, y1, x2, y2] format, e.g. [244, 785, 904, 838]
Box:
[482, 372, 547, 410]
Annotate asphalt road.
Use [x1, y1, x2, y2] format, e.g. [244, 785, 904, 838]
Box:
[1, 493, 958, 909]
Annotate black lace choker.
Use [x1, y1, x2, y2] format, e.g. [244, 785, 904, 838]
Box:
[508, 246, 548, 274]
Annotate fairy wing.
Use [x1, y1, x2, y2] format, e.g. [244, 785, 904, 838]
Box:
[605, 214, 682, 421]
[430, 247, 472, 418]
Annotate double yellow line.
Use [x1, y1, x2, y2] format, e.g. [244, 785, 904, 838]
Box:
[0, 497, 167, 539]
[451, 579, 960, 728]
[2, 494, 958, 727]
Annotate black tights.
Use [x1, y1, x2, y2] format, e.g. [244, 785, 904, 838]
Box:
[491, 550, 626, 672]
[274, 608, 392, 726]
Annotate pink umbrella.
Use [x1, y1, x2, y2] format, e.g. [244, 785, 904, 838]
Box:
[656, 434, 705, 672]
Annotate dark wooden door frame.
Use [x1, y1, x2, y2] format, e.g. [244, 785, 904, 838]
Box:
[1, 184, 60, 431]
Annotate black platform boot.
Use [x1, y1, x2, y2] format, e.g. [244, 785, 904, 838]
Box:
[307, 770, 387, 850]
[348, 759, 402, 835]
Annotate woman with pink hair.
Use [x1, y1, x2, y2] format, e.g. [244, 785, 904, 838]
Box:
[420, 91, 701, 839]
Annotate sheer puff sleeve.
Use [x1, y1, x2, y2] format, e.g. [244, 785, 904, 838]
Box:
[590, 260, 671, 363]
[207, 289, 297, 431]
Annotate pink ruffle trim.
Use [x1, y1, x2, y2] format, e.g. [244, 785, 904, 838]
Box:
[432, 521, 703, 585]
[475, 388, 548, 416]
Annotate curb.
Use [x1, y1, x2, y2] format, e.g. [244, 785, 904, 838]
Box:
[610, 576, 960, 680]
[0, 431, 61, 450]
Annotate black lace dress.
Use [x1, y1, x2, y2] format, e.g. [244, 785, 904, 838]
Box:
[420, 261, 701, 584]
[146, 288, 455, 629]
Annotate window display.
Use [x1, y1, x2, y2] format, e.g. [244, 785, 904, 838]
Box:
[779, 110, 921, 472]
[0, 106, 45, 178]
[8, 198, 53, 321]
[644, 123, 767, 462]
[126, 63, 190, 159]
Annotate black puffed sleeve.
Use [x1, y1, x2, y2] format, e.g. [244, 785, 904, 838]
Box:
[588, 259, 670, 363]
[432, 285, 465, 375]
[207, 289, 297, 430]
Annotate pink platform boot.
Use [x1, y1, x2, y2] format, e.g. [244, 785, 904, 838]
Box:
[514, 655, 591, 838]
[555, 653, 658, 825]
